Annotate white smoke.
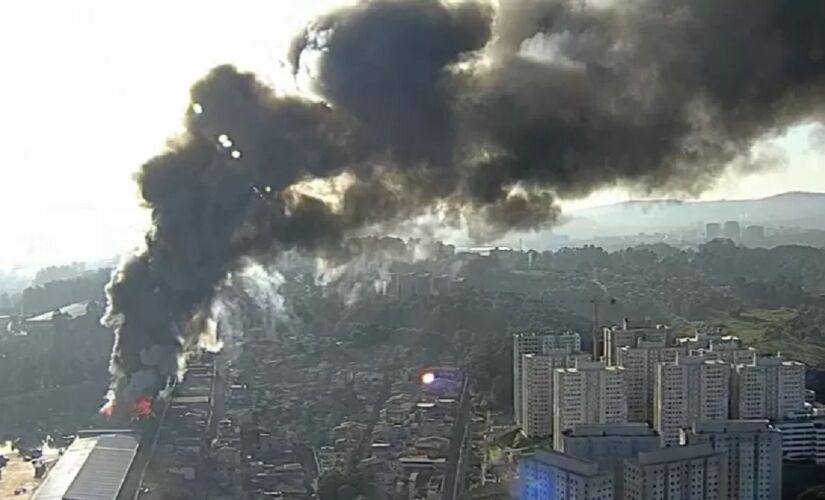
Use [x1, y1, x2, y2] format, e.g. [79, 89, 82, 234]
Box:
[592, 268, 609, 296]
[210, 258, 287, 343]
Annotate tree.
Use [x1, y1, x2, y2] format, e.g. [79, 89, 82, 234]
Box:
[798, 486, 825, 500]
[318, 470, 371, 500]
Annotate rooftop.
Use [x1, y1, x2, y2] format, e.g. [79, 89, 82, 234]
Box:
[529, 451, 602, 477]
[32, 432, 140, 500]
[564, 423, 659, 438]
[633, 443, 718, 466]
[692, 420, 774, 434]
[25, 301, 92, 323]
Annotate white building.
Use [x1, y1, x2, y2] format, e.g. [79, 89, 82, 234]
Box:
[676, 334, 756, 365]
[817, 419, 825, 465]
[618, 342, 686, 422]
[675, 331, 725, 350]
[520, 451, 613, 500]
[774, 411, 825, 463]
[522, 354, 555, 438]
[513, 331, 582, 425]
[654, 353, 730, 446]
[558, 423, 660, 499]
[623, 443, 726, 500]
[682, 420, 782, 500]
[521, 351, 591, 438]
[603, 321, 670, 366]
[732, 355, 806, 421]
[554, 361, 627, 450]
[705, 338, 757, 365]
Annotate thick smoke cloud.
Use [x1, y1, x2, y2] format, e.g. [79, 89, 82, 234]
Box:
[105, 0, 825, 404]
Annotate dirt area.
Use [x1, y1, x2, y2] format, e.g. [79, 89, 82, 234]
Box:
[0, 449, 41, 499]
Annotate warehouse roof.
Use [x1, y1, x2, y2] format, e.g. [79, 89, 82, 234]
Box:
[32, 432, 139, 500]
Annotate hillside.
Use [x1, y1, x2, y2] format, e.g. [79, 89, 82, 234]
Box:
[559, 192, 825, 237]
[677, 308, 825, 368]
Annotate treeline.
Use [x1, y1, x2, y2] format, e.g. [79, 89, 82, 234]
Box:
[537, 240, 825, 297]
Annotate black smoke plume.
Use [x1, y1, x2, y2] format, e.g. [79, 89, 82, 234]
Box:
[104, 0, 825, 404]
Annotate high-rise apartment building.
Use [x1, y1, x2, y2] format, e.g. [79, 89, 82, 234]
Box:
[521, 451, 614, 500]
[522, 354, 555, 438]
[618, 341, 686, 422]
[513, 331, 582, 425]
[521, 351, 591, 437]
[603, 321, 670, 366]
[623, 443, 726, 500]
[682, 420, 782, 500]
[559, 423, 660, 499]
[654, 354, 730, 446]
[732, 355, 806, 421]
[554, 361, 627, 450]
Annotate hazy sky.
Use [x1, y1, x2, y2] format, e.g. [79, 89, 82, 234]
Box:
[1, 0, 823, 269]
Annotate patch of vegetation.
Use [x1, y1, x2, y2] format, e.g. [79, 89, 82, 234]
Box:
[681, 307, 825, 367]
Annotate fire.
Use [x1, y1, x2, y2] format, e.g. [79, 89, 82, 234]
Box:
[421, 372, 436, 385]
[99, 400, 116, 417]
[133, 396, 155, 419]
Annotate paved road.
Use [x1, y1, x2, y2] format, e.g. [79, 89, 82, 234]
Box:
[348, 376, 392, 474]
[123, 399, 169, 500]
[200, 355, 227, 497]
[442, 376, 471, 500]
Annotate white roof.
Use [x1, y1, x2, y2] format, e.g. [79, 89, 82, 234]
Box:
[33, 433, 139, 500]
[26, 302, 91, 323]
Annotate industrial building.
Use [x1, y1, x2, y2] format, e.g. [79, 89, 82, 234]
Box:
[32, 431, 140, 500]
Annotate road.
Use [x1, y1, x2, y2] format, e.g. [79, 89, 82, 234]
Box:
[347, 375, 392, 474]
[200, 354, 227, 497]
[441, 375, 471, 500]
[122, 399, 168, 500]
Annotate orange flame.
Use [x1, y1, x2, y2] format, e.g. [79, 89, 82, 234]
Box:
[133, 396, 155, 419]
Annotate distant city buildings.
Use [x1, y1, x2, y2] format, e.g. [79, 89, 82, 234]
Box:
[705, 221, 767, 247]
[742, 225, 766, 246]
[723, 221, 742, 241]
[706, 222, 723, 241]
